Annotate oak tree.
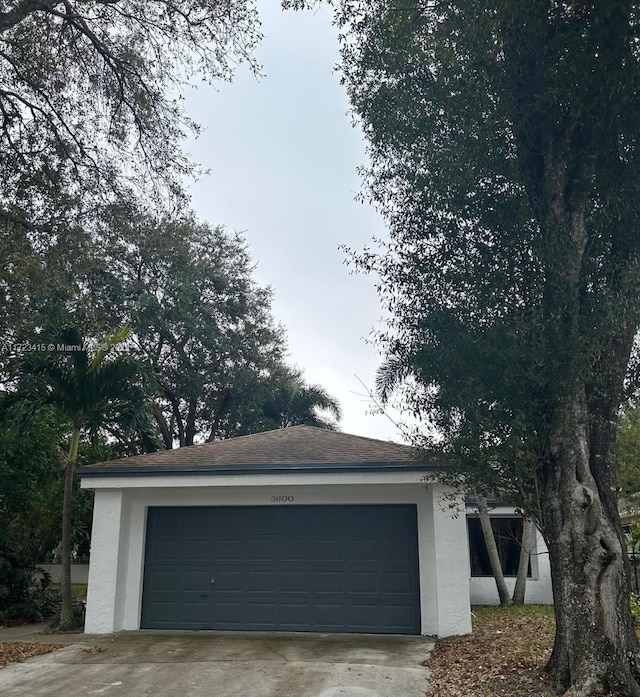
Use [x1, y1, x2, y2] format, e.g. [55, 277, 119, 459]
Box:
[88, 206, 342, 445]
[0, 0, 260, 230]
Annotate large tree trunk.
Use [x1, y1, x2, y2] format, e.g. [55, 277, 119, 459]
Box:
[541, 389, 640, 697]
[477, 496, 511, 606]
[59, 427, 80, 631]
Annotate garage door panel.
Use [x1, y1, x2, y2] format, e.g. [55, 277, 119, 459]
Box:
[247, 538, 279, 561]
[345, 571, 379, 593]
[382, 605, 417, 631]
[148, 508, 184, 535]
[279, 538, 312, 561]
[211, 539, 246, 562]
[383, 571, 417, 593]
[387, 541, 420, 561]
[179, 601, 210, 623]
[350, 541, 381, 561]
[314, 571, 345, 593]
[214, 569, 244, 590]
[211, 507, 249, 532]
[245, 605, 278, 626]
[279, 602, 313, 625]
[145, 569, 179, 592]
[181, 540, 211, 563]
[210, 602, 245, 624]
[314, 604, 347, 627]
[141, 505, 420, 634]
[347, 604, 380, 628]
[147, 539, 183, 564]
[180, 570, 212, 592]
[276, 507, 313, 533]
[244, 570, 278, 591]
[314, 540, 344, 561]
[143, 601, 179, 626]
[280, 570, 312, 592]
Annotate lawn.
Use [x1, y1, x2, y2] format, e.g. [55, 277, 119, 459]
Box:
[48, 583, 88, 601]
[429, 605, 557, 697]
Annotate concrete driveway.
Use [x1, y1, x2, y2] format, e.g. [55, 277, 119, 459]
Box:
[0, 630, 434, 697]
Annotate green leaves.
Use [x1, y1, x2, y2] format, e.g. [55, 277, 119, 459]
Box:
[261, 370, 342, 431]
[6, 323, 157, 452]
[330, 0, 640, 512]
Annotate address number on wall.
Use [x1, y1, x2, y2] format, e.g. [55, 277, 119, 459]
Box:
[270, 495, 294, 503]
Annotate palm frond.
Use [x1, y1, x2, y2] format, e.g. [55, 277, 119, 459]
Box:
[376, 356, 408, 404]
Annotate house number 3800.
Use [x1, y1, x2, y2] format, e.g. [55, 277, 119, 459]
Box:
[270, 495, 294, 502]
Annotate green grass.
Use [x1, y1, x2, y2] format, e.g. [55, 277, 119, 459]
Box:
[48, 584, 87, 601]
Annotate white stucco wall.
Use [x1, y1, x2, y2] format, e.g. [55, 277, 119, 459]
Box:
[467, 507, 553, 605]
[81, 472, 472, 638]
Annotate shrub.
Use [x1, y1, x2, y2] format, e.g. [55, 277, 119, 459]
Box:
[0, 553, 59, 624]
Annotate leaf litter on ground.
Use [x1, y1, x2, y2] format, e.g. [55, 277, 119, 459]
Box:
[429, 605, 557, 697]
[0, 641, 65, 669]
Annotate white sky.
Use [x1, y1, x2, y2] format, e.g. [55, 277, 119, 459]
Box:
[184, 3, 410, 443]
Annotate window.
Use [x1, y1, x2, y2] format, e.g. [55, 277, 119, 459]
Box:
[467, 516, 531, 577]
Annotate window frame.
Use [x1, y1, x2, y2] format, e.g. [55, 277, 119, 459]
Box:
[466, 513, 538, 580]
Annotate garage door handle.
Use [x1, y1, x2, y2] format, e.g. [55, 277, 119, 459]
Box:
[210, 577, 215, 587]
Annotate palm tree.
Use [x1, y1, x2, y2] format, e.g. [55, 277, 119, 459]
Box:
[7, 325, 155, 629]
[263, 372, 342, 430]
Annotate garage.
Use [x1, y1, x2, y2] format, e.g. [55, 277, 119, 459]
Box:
[80, 425, 473, 637]
[141, 504, 420, 634]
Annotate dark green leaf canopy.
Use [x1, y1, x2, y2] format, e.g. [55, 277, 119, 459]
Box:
[289, 1, 640, 692]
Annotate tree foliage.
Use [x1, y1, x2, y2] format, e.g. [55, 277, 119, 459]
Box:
[85, 206, 340, 446]
[0, 407, 68, 568]
[1, 203, 342, 448]
[0, 0, 261, 230]
[260, 368, 342, 430]
[288, 1, 640, 694]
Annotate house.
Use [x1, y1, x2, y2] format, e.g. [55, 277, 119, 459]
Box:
[619, 498, 640, 531]
[78, 426, 551, 638]
[78, 425, 474, 637]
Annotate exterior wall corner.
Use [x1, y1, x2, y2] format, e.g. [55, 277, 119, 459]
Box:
[84, 489, 126, 633]
[421, 483, 472, 637]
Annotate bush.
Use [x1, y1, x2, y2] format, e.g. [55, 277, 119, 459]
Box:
[0, 554, 59, 624]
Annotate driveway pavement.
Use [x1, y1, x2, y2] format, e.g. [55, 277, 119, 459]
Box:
[0, 627, 434, 697]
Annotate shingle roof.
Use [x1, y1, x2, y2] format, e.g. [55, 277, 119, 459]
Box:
[78, 425, 440, 477]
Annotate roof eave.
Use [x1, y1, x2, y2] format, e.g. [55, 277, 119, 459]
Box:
[77, 461, 445, 478]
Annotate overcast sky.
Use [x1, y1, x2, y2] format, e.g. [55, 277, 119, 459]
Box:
[184, 3, 409, 443]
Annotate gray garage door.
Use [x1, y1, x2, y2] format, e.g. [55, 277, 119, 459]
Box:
[141, 504, 420, 634]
